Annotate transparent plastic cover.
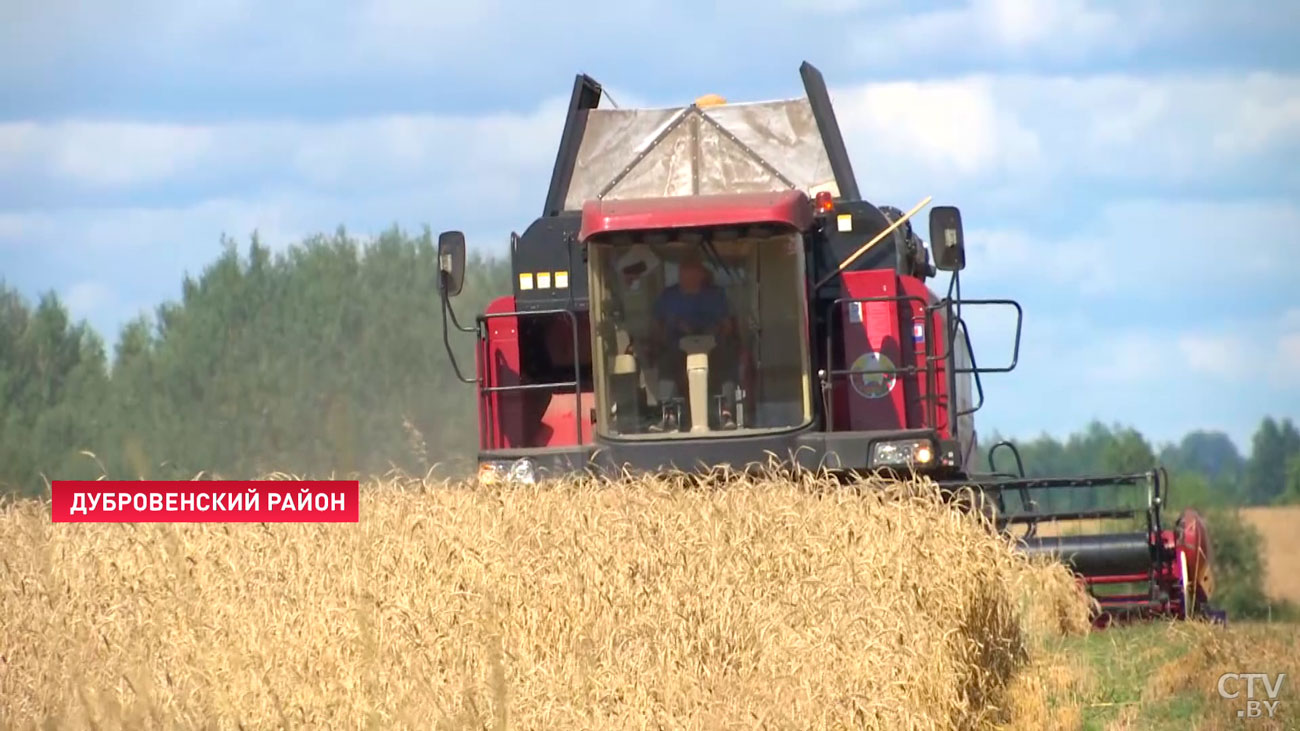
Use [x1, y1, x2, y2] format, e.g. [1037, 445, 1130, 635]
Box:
[563, 98, 840, 210]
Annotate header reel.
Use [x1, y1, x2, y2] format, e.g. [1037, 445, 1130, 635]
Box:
[953, 453, 1223, 626]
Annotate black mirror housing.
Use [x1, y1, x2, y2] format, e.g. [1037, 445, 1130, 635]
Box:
[437, 230, 467, 297]
[929, 206, 966, 272]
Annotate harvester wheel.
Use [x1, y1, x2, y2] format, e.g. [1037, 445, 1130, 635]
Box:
[1203, 604, 1229, 625]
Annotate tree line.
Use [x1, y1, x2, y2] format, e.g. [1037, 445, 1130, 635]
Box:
[2, 229, 509, 496]
[3, 229, 1294, 617]
[989, 419, 1300, 509]
[2, 229, 1298, 507]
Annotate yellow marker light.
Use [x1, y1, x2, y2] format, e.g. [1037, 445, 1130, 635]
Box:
[695, 94, 727, 108]
[915, 445, 934, 464]
[538, 272, 553, 289]
[478, 462, 503, 486]
[837, 213, 853, 232]
[519, 272, 534, 290]
[555, 270, 570, 288]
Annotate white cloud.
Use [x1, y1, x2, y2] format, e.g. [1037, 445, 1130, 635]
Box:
[834, 79, 1041, 178]
[852, 0, 1138, 65]
[1170, 313, 1300, 387]
[63, 281, 116, 319]
[0, 210, 52, 243]
[832, 72, 1300, 203]
[1082, 331, 1168, 384]
[0, 185, 523, 276]
[0, 0, 777, 89]
[972, 308, 1300, 450]
[2, 70, 1295, 374]
[0, 100, 568, 195]
[7, 69, 1294, 210]
[5, 0, 1296, 114]
[777, 0, 897, 14]
[963, 227, 1114, 294]
[1283, 308, 1300, 330]
[962, 197, 1300, 296]
[1177, 333, 1244, 380]
[353, 0, 505, 60]
[1279, 333, 1300, 373]
[1271, 313, 1300, 386]
[1007, 73, 1300, 181]
[978, 0, 1121, 51]
[21, 196, 355, 257]
[51, 122, 215, 187]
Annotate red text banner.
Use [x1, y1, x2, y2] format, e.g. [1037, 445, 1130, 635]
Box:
[50, 481, 360, 523]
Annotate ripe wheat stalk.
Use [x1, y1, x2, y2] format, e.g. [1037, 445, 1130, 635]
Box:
[0, 472, 1092, 730]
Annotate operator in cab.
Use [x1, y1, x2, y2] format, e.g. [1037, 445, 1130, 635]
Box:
[650, 251, 739, 430]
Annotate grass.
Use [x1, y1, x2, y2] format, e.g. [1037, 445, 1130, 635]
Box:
[0, 472, 1092, 730]
[999, 620, 1300, 730]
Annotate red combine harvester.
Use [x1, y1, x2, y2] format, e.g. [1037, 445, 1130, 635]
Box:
[435, 61, 1221, 625]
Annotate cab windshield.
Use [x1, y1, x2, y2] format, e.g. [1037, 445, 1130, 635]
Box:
[588, 229, 812, 438]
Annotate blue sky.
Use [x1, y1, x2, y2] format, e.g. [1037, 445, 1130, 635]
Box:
[2, 0, 1298, 453]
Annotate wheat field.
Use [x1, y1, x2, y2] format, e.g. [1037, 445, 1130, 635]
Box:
[1240, 506, 1300, 605]
[0, 473, 1092, 730]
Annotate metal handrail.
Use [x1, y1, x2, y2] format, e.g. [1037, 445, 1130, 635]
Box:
[950, 469, 1163, 540]
[944, 298, 1024, 374]
[477, 308, 587, 449]
[951, 316, 986, 418]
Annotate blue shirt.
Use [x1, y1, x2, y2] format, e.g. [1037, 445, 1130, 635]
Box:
[654, 284, 728, 343]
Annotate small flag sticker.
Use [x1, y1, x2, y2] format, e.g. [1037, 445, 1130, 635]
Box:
[913, 322, 925, 343]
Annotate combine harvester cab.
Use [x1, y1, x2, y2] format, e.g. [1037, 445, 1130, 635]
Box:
[434, 61, 1222, 625]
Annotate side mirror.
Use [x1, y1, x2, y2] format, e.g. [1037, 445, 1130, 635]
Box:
[929, 206, 966, 272]
[437, 230, 466, 297]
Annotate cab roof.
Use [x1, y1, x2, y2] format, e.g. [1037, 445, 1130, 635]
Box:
[579, 190, 814, 242]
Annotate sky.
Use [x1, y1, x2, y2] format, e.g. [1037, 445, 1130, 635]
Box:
[2, 0, 1298, 453]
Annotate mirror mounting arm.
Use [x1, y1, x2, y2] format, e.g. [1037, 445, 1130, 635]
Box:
[437, 229, 476, 384]
[441, 290, 477, 385]
[443, 286, 476, 334]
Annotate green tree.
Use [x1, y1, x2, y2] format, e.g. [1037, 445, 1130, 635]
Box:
[1101, 426, 1155, 474]
[0, 284, 109, 495]
[1164, 470, 1228, 514]
[1159, 430, 1243, 482]
[1277, 454, 1300, 505]
[1244, 417, 1300, 505]
[1003, 422, 1152, 511]
[1204, 508, 1272, 618]
[79, 229, 512, 484]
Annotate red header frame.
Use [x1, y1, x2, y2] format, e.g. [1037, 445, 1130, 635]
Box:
[579, 190, 814, 242]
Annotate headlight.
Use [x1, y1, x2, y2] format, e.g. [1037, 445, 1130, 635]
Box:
[477, 458, 538, 486]
[870, 438, 936, 469]
[508, 458, 538, 485]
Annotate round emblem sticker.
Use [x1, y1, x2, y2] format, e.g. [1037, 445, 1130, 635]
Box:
[850, 351, 897, 399]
